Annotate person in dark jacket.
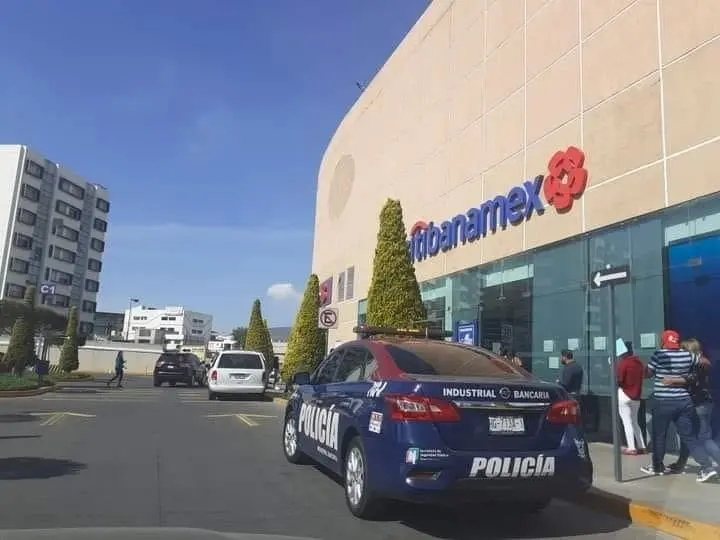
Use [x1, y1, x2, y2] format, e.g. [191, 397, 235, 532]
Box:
[107, 350, 126, 388]
[558, 349, 583, 397]
[665, 338, 720, 473]
[616, 341, 647, 455]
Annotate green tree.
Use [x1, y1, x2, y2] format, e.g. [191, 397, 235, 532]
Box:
[244, 300, 273, 370]
[366, 199, 426, 328]
[231, 326, 248, 349]
[263, 318, 276, 370]
[281, 274, 326, 382]
[58, 306, 80, 373]
[3, 286, 38, 375]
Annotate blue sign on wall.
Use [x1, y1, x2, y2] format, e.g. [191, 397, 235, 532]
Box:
[455, 320, 478, 346]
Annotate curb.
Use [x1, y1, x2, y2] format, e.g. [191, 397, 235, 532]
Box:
[572, 488, 720, 539]
[0, 385, 56, 398]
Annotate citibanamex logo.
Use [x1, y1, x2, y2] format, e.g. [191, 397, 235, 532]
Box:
[542, 146, 588, 213]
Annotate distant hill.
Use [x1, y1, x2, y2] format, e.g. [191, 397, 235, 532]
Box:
[269, 326, 292, 342]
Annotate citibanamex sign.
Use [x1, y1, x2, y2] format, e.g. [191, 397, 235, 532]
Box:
[408, 146, 588, 263]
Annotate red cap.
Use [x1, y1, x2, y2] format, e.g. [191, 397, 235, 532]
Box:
[661, 330, 680, 349]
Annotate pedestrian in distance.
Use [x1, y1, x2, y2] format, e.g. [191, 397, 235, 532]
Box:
[616, 341, 647, 455]
[640, 330, 717, 482]
[663, 338, 720, 475]
[107, 350, 126, 389]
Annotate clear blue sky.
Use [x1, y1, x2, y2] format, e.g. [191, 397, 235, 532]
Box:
[0, 0, 428, 331]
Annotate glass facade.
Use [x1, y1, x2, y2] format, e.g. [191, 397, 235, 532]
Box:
[412, 193, 720, 437]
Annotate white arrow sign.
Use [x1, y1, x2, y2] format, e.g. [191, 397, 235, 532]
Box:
[590, 265, 631, 289]
[30, 411, 95, 426]
[205, 413, 277, 427]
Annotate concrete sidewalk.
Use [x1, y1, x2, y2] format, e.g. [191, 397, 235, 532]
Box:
[577, 442, 720, 539]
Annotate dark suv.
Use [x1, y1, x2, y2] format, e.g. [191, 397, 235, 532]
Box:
[153, 352, 206, 387]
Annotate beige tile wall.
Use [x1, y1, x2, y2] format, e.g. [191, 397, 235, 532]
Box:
[313, 0, 720, 342]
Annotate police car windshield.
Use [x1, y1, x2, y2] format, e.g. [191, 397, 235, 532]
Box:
[386, 342, 526, 378]
[218, 353, 263, 370]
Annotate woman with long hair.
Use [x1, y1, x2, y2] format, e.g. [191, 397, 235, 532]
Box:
[665, 338, 720, 474]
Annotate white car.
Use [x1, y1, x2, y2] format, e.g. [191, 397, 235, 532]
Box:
[207, 351, 267, 400]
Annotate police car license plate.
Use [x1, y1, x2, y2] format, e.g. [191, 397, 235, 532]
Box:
[489, 416, 525, 434]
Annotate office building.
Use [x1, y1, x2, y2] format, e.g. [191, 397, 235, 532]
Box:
[123, 305, 213, 346]
[0, 145, 110, 335]
[311, 1, 720, 436]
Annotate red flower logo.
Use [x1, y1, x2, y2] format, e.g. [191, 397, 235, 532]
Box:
[543, 146, 588, 213]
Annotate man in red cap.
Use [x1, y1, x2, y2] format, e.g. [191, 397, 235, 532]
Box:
[641, 330, 717, 482]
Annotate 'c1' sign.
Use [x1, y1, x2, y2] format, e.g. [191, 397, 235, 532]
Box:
[408, 146, 588, 263]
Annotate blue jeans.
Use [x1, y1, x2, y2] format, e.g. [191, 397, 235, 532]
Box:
[651, 398, 713, 471]
[676, 403, 720, 468]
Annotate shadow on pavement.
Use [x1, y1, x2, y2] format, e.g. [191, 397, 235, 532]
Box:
[217, 394, 274, 403]
[312, 465, 630, 539]
[390, 504, 630, 539]
[0, 414, 41, 424]
[0, 435, 41, 440]
[0, 457, 86, 480]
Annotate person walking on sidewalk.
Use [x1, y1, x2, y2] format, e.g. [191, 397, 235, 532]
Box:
[641, 330, 717, 482]
[664, 338, 720, 474]
[616, 341, 647, 456]
[107, 350, 125, 388]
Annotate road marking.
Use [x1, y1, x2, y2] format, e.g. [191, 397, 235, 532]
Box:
[205, 413, 277, 427]
[236, 414, 258, 427]
[42, 396, 157, 403]
[30, 411, 96, 426]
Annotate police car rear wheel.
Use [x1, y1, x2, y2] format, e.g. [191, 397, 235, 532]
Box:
[283, 414, 306, 464]
[344, 437, 384, 519]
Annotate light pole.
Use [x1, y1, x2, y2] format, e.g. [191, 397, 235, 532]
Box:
[125, 298, 140, 341]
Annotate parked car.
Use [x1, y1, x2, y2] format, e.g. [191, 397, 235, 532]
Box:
[207, 351, 267, 400]
[153, 352, 206, 387]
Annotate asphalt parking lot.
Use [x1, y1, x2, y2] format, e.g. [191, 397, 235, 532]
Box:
[0, 376, 670, 539]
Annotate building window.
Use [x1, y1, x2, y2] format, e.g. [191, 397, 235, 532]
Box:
[346, 266, 355, 300]
[55, 200, 82, 220]
[21, 183, 40, 202]
[48, 294, 71, 308]
[58, 177, 85, 200]
[90, 238, 105, 252]
[337, 271, 346, 302]
[9, 258, 29, 274]
[52, 246, 76, 264]
[17, 208, 36, 226]
[5, 283, 26, 299]
[96, 198, 110, 213]
[46, 268, 73, 285]
[52, 223, 79, 242]
[82, 300, 97, 313]
[88, 258, 102, 272]
[79, 322, 94, 335]
[93, 218, 107, 233]
[25, 159, 44, 179]
[12, 232, 33, 250]
[85, 279, 99, 292]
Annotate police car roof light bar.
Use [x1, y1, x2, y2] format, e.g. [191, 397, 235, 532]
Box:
[352, 325, 452, 340]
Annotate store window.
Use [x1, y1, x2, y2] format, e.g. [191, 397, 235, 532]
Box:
[356, 299, 367, 327]
[531, 239, 588, 386]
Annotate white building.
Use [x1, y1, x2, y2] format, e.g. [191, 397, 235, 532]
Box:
[207, 336, 236, 353]
[123, 305, 213, 346]
[0, 145, 110, 335]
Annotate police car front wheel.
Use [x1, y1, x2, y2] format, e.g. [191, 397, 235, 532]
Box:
[344, 437, 385, 519]
[283, 414, 307, 464]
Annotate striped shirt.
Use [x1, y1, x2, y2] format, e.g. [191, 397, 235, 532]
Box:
[647, 348, 698, 399]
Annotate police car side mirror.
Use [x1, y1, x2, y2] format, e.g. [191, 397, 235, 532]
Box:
[292, 372, 311, 386]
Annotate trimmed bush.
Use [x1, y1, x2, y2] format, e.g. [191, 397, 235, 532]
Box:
[58, 306, 80, 373]
[244, 300, 274, 370]
[281, 274, 326, 382]
[366, 199, 426, 328]
[3, 286, 38, 375]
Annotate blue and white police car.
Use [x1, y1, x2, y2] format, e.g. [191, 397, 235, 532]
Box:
[281, 326, 593, 519]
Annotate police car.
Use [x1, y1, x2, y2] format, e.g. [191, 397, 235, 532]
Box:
[281, 326, 593, 519]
